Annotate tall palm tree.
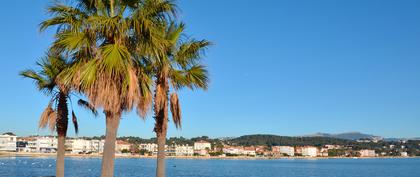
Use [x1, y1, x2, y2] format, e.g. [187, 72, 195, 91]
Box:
[149, 22, 210, 177]
[40, 0, 176, 176]
[20, 53, 96, 177]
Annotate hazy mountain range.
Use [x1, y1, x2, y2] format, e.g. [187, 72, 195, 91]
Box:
[304, 132, 382, 140]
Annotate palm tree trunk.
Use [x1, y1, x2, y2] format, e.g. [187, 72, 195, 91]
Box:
[101, 111, 121, 177]
[154, 80, 169, 177]
[156, 132, 167, 177]
[56, 136, 66, 177]
[56, 91, 68, 177]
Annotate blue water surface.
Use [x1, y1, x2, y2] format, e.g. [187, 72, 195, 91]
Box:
[0, 157, 419, 177]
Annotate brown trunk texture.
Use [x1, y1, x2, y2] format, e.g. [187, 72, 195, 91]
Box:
[56, 136, 66, 177]
[56, 91, 68, 177]
[156, 134, 167, 177]
[100, 112, 121, 177]
[154, 79, 169, 177]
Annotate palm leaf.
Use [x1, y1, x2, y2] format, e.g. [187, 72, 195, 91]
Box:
[77, 99, 98, 116]
[39, 103, 57, 132]
[72, 111, 79, 134]
[20, 69, 52, 93]
[169, 93, 181, 129]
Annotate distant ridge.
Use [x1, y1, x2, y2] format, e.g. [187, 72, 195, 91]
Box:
[304, 132, 383, 141]
[229, 134, 350, 146]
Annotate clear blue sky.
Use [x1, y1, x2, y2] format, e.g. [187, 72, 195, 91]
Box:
[1, 0, 420, 138]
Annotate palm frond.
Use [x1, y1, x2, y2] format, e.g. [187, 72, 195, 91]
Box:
[77, 99, 98, 116]
[183, 65, 209, 90]
[54, 31, 90, 52]
[39, 103, 57, 132]
[100, 43, 131, 75]
[20, 69, 52, 93]
[175, 39, 211, 69]
[40, 3, 87, 32]
[72, 111, 79, 134]
[169, 93, 181, 129]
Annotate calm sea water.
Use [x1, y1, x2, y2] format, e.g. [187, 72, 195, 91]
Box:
[0, 157, 419, 177]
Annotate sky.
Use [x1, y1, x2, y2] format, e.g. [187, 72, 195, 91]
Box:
[1, 0, 420, 139]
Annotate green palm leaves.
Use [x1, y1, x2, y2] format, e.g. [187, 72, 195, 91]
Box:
[20, 53, 73, 133]
[27, 0, 210, 176]
[41, 0, 176, 115]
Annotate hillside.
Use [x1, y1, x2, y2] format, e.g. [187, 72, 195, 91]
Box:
[228, 134, 351, 147]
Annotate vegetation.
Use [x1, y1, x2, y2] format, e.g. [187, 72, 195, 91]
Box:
[209, 151, 224, 156]
[39, 0, 177, 176]
[20, 53, 96, 177]
[147, 21, 210, 177]
[228, 134, 351, 147]
[328, 149, 346, 157]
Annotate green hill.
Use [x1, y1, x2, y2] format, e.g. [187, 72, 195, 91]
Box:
[228, 134, 352, 147]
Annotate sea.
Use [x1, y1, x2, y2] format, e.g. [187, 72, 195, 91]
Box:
[0, 157, 419, 177]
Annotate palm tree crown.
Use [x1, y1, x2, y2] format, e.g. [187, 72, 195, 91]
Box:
[152, 22, 210, 131]
[20, 53, 78, 134]
[149, 21, 210, 177]
[40, 0, 177, 114]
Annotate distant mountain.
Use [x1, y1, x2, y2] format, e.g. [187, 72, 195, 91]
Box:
[305, 132, 383, 141]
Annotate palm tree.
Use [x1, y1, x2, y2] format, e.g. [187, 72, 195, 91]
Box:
[149, 22, 210, 177]
[20, 53, 96, 177]
[40, 1, 176, 176]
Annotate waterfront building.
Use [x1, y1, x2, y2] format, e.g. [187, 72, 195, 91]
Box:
[301, 146, 318, 157]
[139, 143, 158, 154]
[65, 139, 105, 154]
[0, 133, 17, 152]
[223, 146, 242, 155]
[16, 137, 35, 152]
[359, 149, 376, 157]
[115, 140, 131, 153]
[167, 144, 194, 156]
[319, 148, 329, 157]
[26, 136, 57, 153]
[176, 144, 194, 156]
[400, 152, 408, 157]
[194, 149, 209, 156]
[294, 146, 303, 155]
[255, 146, 267, 154]
[279, 146, 295, 156]
[194, 140, 211, 150]
[243, 146, 256, 156]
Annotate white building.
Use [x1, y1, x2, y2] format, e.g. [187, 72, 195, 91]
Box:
[27, 136, 57, 153]
[325, 145, 343, 150]
[174, 145, 194, 156]
[400, 152, 408, 157]
[0, 133, 17, 152]
[66, 139, 104, 154]
[139, 143, 158, 154]
[301, 146, 318, 157]
[243, 147, 256, 156]
[223, 146, 242, 155]
[116, 140, 131, 153]
[194, 140, 211, 150]
[279, 146, 295, 156]
[359, 149, 376, 157]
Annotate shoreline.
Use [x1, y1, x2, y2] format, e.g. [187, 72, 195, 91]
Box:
[0, 152, 418, 160]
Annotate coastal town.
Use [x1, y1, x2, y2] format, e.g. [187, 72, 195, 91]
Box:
[1, 132, 419, 158]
